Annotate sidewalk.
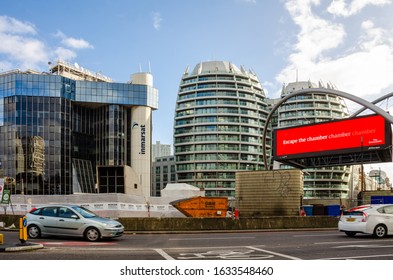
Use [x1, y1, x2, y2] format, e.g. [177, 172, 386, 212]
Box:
[0, 230, 43, 252]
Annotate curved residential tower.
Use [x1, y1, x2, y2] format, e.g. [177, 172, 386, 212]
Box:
[174, 61, 270, 197]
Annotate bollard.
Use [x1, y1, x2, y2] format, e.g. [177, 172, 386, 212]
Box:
[19, 216, 28, 244]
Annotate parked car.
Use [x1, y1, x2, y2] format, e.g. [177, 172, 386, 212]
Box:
[338, 204, 393, 238]
[26, 204, 124, 242]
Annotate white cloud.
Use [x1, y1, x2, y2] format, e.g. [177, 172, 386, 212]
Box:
[277, 0, 393, 98]
[55, 31, 93, 49]
[328, 0, 391, 17]
[360, 20, 385, 49]
[285, 0, 346, 61]
[0, 16, 94, 71]
[53, 47, 77, 62]
[152, 12, 162, 31]
[0, 16, 48, 70]
[0, 15, 36, 34]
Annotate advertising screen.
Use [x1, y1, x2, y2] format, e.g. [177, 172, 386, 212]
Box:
[274, 115, 391, 160]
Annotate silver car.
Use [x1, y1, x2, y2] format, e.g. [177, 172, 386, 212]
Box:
[338, 204, 393, 238]
[26, 205, 124, 242]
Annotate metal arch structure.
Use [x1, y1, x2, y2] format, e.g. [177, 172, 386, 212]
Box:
[262, 88, 393, 170]
[351, 91, 393, 117]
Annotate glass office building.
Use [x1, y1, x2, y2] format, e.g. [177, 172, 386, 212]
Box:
[174, 61, 270, 197]
[0, 61, 158, 196]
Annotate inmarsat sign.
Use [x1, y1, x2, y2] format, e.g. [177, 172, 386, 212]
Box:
[132, 121, 146, 155]
[140, 124, 146, 155]
[273, 114, 392, 168]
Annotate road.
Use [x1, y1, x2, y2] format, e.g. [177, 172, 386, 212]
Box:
[2, 229, 393, 260]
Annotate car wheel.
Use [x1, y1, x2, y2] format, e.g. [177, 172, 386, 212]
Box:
[345, 231, 356, 237]
[84, 227, 100, 242]
[373, 224, 387, 238]
[27, 224, 41, 239]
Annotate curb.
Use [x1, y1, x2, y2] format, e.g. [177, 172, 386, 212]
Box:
[0, 242, 44, 253]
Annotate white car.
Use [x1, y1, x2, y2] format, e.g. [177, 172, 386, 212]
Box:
[26, 204, 124, 242]
[338, 204, 393, 238]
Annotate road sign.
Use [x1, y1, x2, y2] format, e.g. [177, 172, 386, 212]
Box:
[0, 178, 11, 206]
[1, 189, 11, 205]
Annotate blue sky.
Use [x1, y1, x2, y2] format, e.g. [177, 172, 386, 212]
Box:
[2, 0, 393, 173]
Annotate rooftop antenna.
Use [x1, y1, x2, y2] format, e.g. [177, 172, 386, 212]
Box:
[139, 63, 142, 72]
[148, 61, 151, 73]
[296, 68, 298, 82]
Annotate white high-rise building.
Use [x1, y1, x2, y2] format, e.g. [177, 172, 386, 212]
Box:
[174, 61, 271, 197]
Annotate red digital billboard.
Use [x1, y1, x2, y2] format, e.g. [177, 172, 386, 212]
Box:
[274, 114, 391, 160]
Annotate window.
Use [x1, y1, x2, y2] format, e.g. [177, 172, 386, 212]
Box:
[58, 207, 76, 218]
[379, 206, 393, 214]
[41, 207, 58, 217]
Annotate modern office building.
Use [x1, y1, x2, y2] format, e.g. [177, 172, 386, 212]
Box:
[0, 60, 158, 197]
[174, 61, 271, 197]
[273, 81, 352, 199]
[151, 155, 176, 196]
[152, 141, 172, 162]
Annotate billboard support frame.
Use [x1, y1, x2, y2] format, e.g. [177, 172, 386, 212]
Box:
[262, 88, 393, 170]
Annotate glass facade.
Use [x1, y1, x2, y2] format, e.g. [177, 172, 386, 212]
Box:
[0, 71, 158, 195]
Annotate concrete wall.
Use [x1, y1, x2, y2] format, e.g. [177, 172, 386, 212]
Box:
[1, 215, 339, 231]
[124, 165, 143, 196]
[118, 217, 338, 231]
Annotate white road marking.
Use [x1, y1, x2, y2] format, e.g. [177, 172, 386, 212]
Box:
[315, 239, 393, 245]
[322, 253, 393, 260]
[178, 248, 274, 260]
[42, 244, 266, 251]
[38, 245, 301, 260]
[38, 241, 115, 246]
[154, 249, 174, 260]
[333, 244, 393, 248]
[246, 246, 302, 260]
[293, 233, 341, 237]
[169, 237, 255, 241]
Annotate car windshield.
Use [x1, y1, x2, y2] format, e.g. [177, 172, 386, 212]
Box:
[71, 206, 97, 218]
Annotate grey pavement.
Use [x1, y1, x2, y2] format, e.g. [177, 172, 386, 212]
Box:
[0, 230, 43, 252]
